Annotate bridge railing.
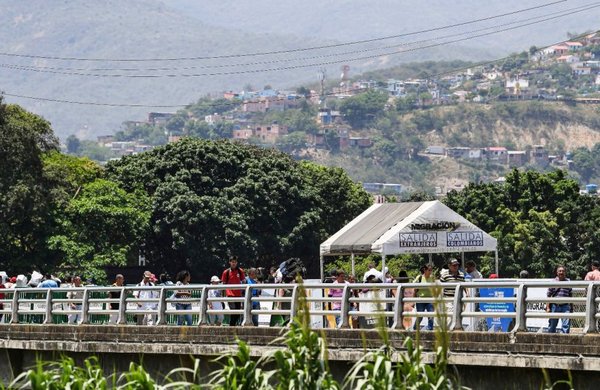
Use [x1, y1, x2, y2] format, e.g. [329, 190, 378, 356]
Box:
[0, 281, 597, 333]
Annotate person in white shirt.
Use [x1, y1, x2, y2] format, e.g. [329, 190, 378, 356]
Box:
[208, 276, 224, 325]
[133, 271, 158, 325]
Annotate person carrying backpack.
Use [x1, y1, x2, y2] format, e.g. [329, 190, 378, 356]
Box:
[221, 256, 246, 326]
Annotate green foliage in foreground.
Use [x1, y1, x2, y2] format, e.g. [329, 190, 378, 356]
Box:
[1, 285, 574, 390]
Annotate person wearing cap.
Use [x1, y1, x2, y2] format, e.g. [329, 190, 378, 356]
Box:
[133, 270, 158, 325]
[208, 276, 224, 326]
[439, 258, 465, 326]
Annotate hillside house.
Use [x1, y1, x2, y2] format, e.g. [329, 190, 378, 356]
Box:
[549, 45, 569, 56]
[507, 151, 527, 167]
[425, 146, 445, 155]
[354, 80, 378, 90]
[572, 66, 592, 76]
[565, 41, 583, 51]
[232, 128, 254, 141]
[557, 55, 580, 64]
[584, 60, 600, 69]
[148, 112, 174, 126]
[347, 137, 372, 148]
[97, 135, 114, 146]
[387, 79, 406, 96]
[307, 133, 326, 148]
[317, 108, 342, 125]
[253, 124, 288, 143]
[485, 147, 508, 163]
[530, 145, 549, 165]
[243, 97, 285, 113]
[447, 147, 470, 158]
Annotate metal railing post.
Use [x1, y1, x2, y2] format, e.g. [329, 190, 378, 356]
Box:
[451, 285, 463, 331]
[117, 287, 127, 325]
[392, 285, 404, 329]
[583, 282, 597, 334]
[514, 284, 527, 332]
[338, 285, 351, 329]
[242, 285, 253, 326]
[156, 288, 167, 325]
[289, 285, 299, 319]
[80, 289, 90, 325]
[43, 290, 53, 325]
[10, 290, 19, 324]
[198, 286, 208, 326]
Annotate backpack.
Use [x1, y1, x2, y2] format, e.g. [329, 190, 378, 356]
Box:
[279, 258, 306, 282]
[224, 268, 245, 284]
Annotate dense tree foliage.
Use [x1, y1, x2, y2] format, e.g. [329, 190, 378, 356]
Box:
[106, 139, 371, 279]
[0, 101, 59, 271]
[445, 169, 599, 279]
[339, 90, 388, 129]
[48, 179, 151, 281]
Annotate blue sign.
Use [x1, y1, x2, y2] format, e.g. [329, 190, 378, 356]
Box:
[479, 287, 515, 332]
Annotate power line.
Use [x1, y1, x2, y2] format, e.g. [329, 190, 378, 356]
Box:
[0, 1, 567, 63]
[4, 3, 594, 74]
[2, 29, 597, 109]
[1, 4, 597, 79]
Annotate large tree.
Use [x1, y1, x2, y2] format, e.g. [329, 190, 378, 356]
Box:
[0, 100, 59, 271]
[445, 169, 598, 278]
[106, 138, 371, 279]
[339, 90, 388, 129]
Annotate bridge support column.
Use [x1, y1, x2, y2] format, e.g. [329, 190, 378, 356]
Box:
[583, 282, 597, 334]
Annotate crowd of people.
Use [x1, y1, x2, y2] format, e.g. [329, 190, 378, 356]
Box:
[1, 259, 599, 331]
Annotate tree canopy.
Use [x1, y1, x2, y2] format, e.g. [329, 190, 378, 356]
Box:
[106, 138, 371, 279]
[444, 169, 598, 279]
[0, 101, 59, 270]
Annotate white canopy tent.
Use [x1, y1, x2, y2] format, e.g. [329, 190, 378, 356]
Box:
[319, 200, 498, 280]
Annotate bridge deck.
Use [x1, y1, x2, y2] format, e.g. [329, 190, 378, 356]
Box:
[1, 324, 600, 371]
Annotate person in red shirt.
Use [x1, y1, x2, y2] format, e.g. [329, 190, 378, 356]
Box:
[221, 256, 246, 326]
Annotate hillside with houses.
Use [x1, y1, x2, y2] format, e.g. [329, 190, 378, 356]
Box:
[69, 31, 600, 197]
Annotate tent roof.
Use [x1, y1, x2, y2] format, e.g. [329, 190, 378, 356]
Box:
[320, 200, 497, 256]
[320, 202, 425, 255]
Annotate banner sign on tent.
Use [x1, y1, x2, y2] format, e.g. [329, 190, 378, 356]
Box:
[399, 233, 437, 248]
[447, 232, 484, 247]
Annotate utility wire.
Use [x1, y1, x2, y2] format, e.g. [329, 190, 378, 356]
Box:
[1, 4, 597, 79]
[2, 29, 597, 108]
[4, 2, 594, 74]
[0, 1, 567, 62]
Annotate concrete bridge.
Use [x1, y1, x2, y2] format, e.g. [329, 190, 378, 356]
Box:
[1, 280, 600, 388]
[2, 324, 600, 389]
